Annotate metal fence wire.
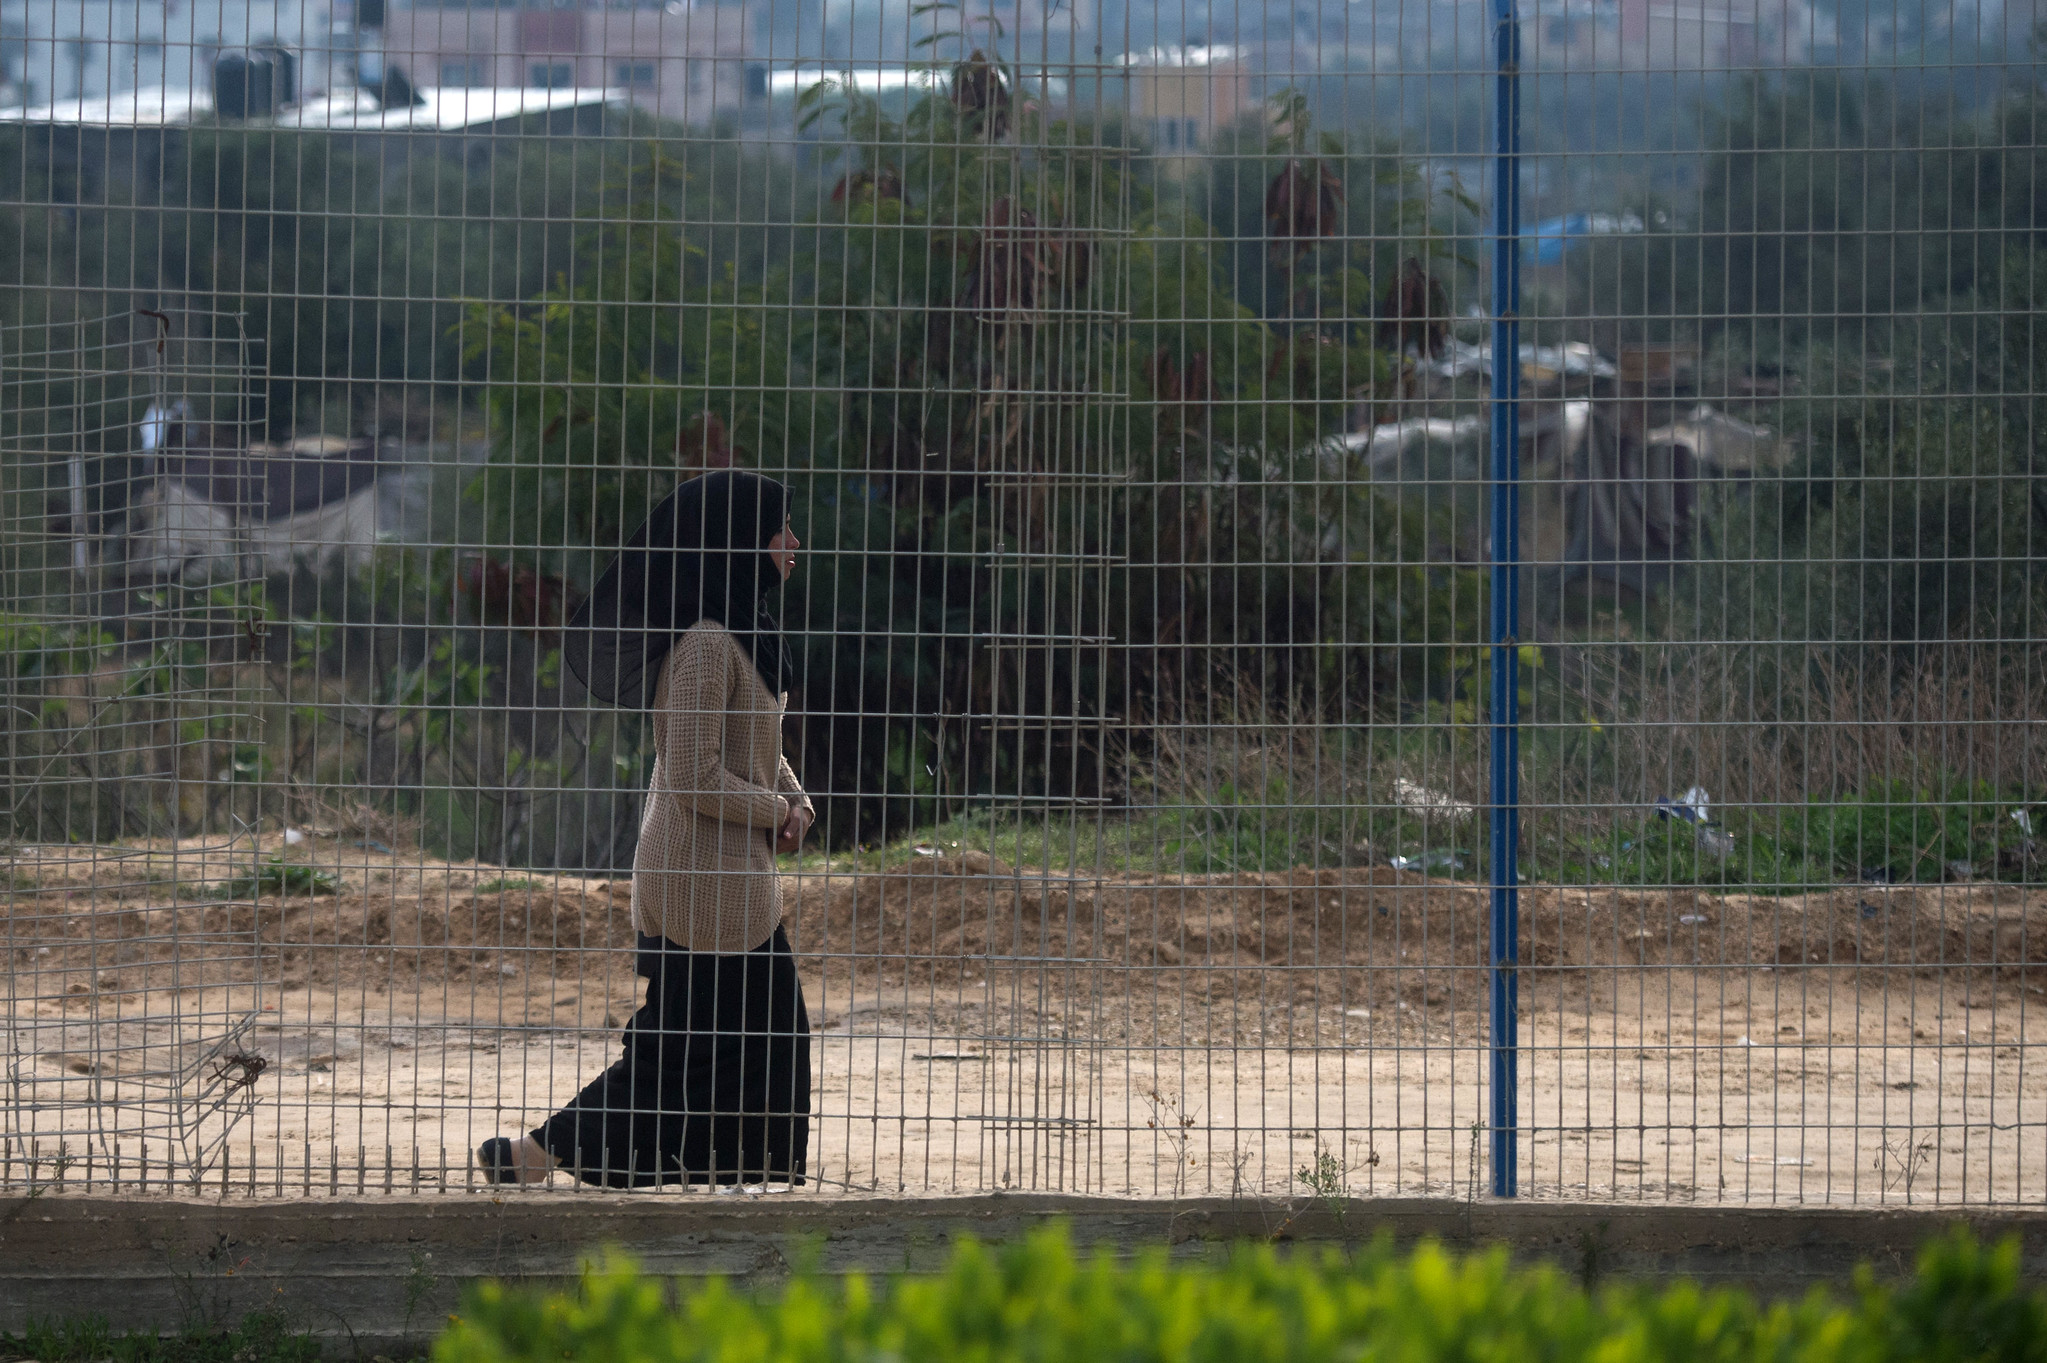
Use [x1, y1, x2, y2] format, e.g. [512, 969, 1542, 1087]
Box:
[2, 0, 2042, 1204]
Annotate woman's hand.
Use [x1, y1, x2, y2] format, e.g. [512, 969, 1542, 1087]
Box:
[775, 803, 813, 854]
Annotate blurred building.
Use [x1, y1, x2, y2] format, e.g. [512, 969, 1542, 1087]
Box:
[1519, 0, 1839, 69]
[384, 0, 757, 124]
[1120, 42, 1250, 153]
[0, 0, 328, 106]
[0, 82, 613, 199]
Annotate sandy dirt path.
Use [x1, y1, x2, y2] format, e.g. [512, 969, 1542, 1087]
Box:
[6, 838, 2042, 1203]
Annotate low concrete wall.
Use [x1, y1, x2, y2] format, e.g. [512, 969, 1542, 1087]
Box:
[4, 1195, 2043, 1351]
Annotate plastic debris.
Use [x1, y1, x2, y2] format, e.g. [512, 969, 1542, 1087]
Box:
[283, 827, 306, 846]
[1656, 787, 1732, 858]
[1678, 914, 1706, 925]
[1654, 785, 1711, 824]
[1859, 902, 1883, 920]
[1422, 338, 1618, 381]
[1394, 778, 1476, 821]
[1390, 850, 1466, 873]
[1944, 860, 1975, 882]
[1521, 341, 1618, 380]
[1859, 866, 1896, 885]
[2014, 808, 2036, 838]
[1424, 337, 1488, 379]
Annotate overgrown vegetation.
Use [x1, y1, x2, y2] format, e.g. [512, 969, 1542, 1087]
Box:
[458, 60, 1479, 848]
[434, 1226, 2045, 1363]
[0, 600, 265, 845]
[2, 58, 2043, 873]
[795, 662, 2042, 890]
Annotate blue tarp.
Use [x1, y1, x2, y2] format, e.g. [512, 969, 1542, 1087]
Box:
[1527, 215, 1593, 265]
[1525, 212, 1644, 264]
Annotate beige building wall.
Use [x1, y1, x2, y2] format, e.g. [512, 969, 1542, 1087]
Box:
[1125, 56, 1250, 153]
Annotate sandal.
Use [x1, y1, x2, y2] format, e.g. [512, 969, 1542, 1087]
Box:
[477, 1136, 518, 1185]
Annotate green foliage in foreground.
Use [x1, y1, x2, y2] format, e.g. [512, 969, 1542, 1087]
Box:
[436, 1226, 2042, 1363]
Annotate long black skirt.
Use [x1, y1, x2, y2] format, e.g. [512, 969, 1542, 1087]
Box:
[533, 924, 809, 1188]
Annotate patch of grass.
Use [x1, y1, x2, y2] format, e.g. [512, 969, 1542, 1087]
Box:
[806, 772, 2039, 894]
[791, 691, 1475, 880]
[475, 877, 544, 894]
[1794, 780, 2034, 884]
[4, 1311, 323, 1363]
[794, 793, 1458, 881]
[1544, 809, 1830, 891]
[789, 649, 2043, 890]
[191, 855, 344, 900]
[1540, 782, 2041, 891]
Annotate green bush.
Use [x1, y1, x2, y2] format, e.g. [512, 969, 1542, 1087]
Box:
[435, 1225, 2042, 1363]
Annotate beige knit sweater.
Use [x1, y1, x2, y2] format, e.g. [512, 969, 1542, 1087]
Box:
[630, 620, 813, 952]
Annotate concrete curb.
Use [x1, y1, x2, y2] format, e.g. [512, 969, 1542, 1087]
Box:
[3, 1194, 2043, 1351]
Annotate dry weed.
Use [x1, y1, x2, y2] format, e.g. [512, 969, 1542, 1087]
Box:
[1549, 642, 2046, 841]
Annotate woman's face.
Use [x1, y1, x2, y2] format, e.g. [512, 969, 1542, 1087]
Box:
[767, 520, 799, 582]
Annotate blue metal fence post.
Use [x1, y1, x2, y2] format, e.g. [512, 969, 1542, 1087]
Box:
[1487, 0, 1523, 1200]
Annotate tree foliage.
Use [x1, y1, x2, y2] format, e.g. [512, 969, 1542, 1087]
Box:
[461, 72, 1476, 841]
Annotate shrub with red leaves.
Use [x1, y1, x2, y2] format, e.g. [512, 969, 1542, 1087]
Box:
[829, 167, 904, 206]
[963, 196, 1063, 320]
[1145, 347, 1214, 439]
[1265, 332, 1344, 394]
[1146, 346, 1183, 405]
[677, 411, 735, 473]
[1061, 234, 1093, 298]
[458, 555, 569, 639]
[950, 50, 1010, 139]
[1376, 256, 1451, 359]
[1264, 158, 1345, 266]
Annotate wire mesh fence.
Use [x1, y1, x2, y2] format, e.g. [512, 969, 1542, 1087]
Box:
[1, 1, 2042, 1204]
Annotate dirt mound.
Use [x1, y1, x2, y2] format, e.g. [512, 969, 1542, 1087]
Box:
[8, 842, 2043, 1010]
[787, 859, 2046, 983]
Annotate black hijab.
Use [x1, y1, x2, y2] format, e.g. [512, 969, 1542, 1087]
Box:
[564, 470, 792, 708]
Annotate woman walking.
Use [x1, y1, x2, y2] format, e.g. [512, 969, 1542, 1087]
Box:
[479, 468, 814, 1187]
